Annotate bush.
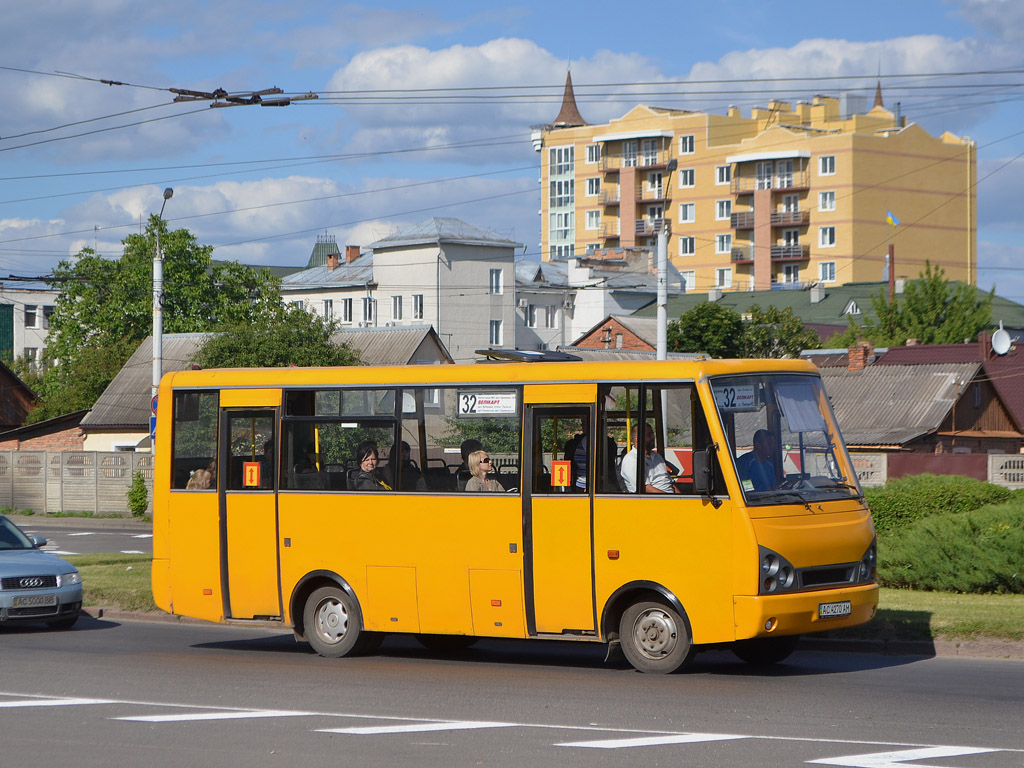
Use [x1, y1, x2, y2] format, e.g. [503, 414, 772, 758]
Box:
[878, 499, 1024, 593]
[127, 470, 148, 519]
[865, 473, 1013, 533]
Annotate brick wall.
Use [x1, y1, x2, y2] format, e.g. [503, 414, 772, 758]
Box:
[0, 426, 85, 452]
[574, 318, 653, 351]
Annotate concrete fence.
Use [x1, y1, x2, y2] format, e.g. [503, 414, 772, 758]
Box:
[0, 451, 153, 516]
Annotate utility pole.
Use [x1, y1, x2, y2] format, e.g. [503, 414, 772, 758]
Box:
[153, 188, 174, 405]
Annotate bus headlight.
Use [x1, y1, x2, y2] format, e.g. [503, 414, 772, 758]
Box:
[858, 539, 877, 583]
[758, 546, 797, 595]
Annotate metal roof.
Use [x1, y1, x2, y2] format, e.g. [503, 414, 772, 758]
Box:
[819, 362, 981, 446]
[280, 253, 374, 290]
[367, 217, 521, 251]
[82, 328, 453, 431]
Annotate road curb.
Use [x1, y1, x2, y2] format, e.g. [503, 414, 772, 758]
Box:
[7, 515, 152, 531]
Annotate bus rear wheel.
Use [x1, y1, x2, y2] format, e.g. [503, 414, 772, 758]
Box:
[732, 635, 800, 666]
[619, 601, 695, 674]
[304, 586, 374, 658]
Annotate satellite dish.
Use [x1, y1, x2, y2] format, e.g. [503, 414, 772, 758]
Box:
[992, 321, 1011, 356]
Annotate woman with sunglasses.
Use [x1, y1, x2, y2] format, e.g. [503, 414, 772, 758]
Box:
[465, 450, 504, 492]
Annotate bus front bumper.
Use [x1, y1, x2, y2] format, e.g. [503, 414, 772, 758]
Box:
[734, 583, 878, 640]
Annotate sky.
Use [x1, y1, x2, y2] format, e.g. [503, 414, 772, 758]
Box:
[3, 0, 1024, 303]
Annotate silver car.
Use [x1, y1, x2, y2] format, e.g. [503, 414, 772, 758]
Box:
[0, 515, 82, 630]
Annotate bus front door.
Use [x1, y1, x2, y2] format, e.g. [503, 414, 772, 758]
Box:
[220, 409, 281, 620]
[525, 404, 596, 635]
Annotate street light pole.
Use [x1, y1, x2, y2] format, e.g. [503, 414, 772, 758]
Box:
[153, 188, 174, 403]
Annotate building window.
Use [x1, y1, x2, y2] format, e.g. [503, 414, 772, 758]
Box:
[715, 233, 733, 254]
[391, 295, 403, 321]
[641, 139, 658, 165]
[623, 140, 637, 167]
[527, 304, 539, 329]
[549, 179, 574, 208]
[361, 298, 375, 324]
[551, 211, 574, 241]
[819, 191, 836, 211]
[23, 348, 38, 370]
[973, 382, 982, 409]
[780, 264, 800, 284]
[679, 134, 695, 154]
[551, 244, 575, 259]
[715, 200, 732, 221]
[24, 305, 37, 329]
[341, 298, 353, 323]
[679, 168, 695, 187]
[549, 145, 574, 175]
[716, 268, 733, 289]
[819, 261, 836, 283]
[715, 165, 731, 185]
[586, 144, 601, 164]
[489, 268, 504, 295]
[782, 228, 800, 246]
[585, 210, 601, 230]
[322, 299, 333, 319]
[819, 155, 835, 176]
[489, 319, 502, 346]
[819, 226, 836, 248]
[42, 305, 54, 329]
[776, 159, 794, 188]
[678, 203, 695, 223]
[781, 194, 799, 213]
[413, 294, 424, 320]
[680, 270, 695, 292]
[679, 237, 695, 256]
[586, 177, 600, 197]
[755, 161, 773, 190]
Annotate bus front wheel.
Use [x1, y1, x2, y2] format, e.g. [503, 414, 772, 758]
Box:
[732, 635, 800, 666]
[619, 601, 695, 674]
[305, 586, 372, 658]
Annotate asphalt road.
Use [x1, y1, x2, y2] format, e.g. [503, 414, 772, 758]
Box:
[1, 616, 1021, 768]
[8, 517, 153, 555]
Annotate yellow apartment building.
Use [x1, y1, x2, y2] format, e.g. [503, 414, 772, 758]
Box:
[533, 76, 976, 293]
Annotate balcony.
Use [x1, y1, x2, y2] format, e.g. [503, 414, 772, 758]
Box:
[600, 149, 672, 172]
[771, 210, 809, 226]
[731, 245, 754, 264]
[634, 218, 670, 237]
[635, 184, 669, 204]
[731, 211, 755, 229]
[730, 167, 811, 194]
[599, 190, 620, 206]
[771, 244, 810, 261]
[601, 223, 621, 239]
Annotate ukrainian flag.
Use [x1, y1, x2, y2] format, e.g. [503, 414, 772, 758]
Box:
[886, 210, 900, 227]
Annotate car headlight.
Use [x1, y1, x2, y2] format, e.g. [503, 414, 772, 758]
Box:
[58, 571, 81, 587]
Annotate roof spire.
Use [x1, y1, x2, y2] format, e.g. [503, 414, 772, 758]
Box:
[873, 79, 884, 109]
[553, 70, 587, 127]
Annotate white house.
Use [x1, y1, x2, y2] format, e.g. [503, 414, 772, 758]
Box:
[0, 284, 60, 368]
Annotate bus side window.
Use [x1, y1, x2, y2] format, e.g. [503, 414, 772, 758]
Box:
[172, 391, 218, 490]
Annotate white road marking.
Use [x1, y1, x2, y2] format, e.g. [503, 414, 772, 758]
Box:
[120, 550, 145, 554]
[117, 710, 312, 723]
[557, 732, 747, 749]
[809, 745, 999, 767]
[47, 550, 78, 555]
[133, 534, 153, 539]
[0, 698, 112, 708]
[319, 721, 517, 735]
[67, 532, 95, 537]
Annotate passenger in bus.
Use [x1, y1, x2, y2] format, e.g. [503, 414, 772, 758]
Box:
[260, 440, 275, 489]
[348, 441, 393, 491]
[186, 459, 216, 490]
[295, 443, 320, 474]
[383, 441, 427, 491]
[619, 424, 675, 493]
[455, 438, 483, 491]
[465, 450, 505, 492]
[736, 429, 776, 491]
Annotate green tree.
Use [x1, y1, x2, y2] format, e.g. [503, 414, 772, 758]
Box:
[742, 304, 821, 358]
[32, 218, 284, 421]
[667, 302, 745, 357]
[828, 261, 993, 348]
[193, 305, 361, 369]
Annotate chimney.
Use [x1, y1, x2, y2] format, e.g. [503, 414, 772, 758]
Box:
[345, 245, 360, 263]
[708, 288, 723, 302]
[326, 252, 340, 270]
[810, 283, 825, 304]
[848, 340, 874, 371]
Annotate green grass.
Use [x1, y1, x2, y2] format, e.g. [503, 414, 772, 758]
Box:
[66, 553, 158, 613]
[823, 588, 1024, 642]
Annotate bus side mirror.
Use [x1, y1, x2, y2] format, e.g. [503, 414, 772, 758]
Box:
[693, 446, 715, 494]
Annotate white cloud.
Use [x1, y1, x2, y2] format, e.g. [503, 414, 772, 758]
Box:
[954, 0, 1024, 41]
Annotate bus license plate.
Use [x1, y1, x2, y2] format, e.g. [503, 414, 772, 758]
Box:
[818, 600, 852, 618]
[13, 594, 58, 608]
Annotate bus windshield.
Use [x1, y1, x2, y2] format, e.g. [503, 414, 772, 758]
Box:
[710, 373, 861, 505]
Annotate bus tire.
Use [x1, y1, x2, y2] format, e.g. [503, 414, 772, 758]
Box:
[304, 586, 370, 658]
[732, 635, 799, 666]
[619, 600, 695, 674]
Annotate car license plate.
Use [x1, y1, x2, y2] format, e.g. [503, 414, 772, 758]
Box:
[12, 594, 58, 608]
[818, 600, 852, 618]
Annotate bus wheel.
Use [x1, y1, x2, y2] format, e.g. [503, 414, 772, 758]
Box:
[619, 601, 695, 674]
[732, 635, 799, 666]
[305, 586, 367, 658]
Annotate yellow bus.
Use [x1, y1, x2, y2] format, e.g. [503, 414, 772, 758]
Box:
[151, 352, 877, 673]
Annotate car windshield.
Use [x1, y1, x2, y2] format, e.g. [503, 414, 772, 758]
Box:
[0, 517, 34, 550]
[710, 373, 861, 505]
